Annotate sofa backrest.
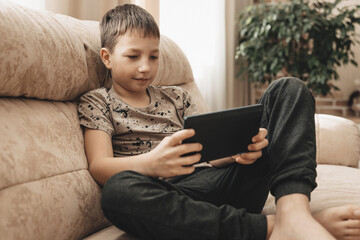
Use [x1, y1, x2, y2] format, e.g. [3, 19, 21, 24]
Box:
[0, 1, 208, 239]
[0, 1, 208, 114]
[315, 114, 360, 168]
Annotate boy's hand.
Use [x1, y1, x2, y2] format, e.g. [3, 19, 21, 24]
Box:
[145, 129, 202, 178]
[233, 128, 268, 165]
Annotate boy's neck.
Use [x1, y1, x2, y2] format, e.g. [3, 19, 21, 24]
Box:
[113, 86, 151, 108]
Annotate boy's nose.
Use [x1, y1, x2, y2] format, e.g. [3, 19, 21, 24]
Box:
[138, 60, 151, 73]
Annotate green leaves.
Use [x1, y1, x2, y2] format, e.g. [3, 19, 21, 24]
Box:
[236, 0, 360, 96]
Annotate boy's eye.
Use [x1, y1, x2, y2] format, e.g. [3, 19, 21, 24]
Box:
[127, 55, 138, 59]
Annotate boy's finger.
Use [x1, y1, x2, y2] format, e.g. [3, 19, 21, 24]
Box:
[240, 151, 262, 161]
[179, 165, 196, 175]
[173, 142, 202, 156]
[180, 153, 202, 166]
[169, 129, 195, 146]
[235, 155, 257, 165]
[252, 128, 268, 142]
[248, 139, 268, 151]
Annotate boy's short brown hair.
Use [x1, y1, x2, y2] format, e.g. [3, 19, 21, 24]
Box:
[100, 4, 160, 53]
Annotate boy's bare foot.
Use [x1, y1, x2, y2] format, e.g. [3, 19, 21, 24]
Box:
[270, 210, 335, 240]
[266, 194, 360, 240]
[313, 205, 360, 240]
[269, 194, 335, 240]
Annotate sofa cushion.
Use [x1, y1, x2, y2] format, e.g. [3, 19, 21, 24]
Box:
[262, 164, 360, 214]
[0, 98, 86, 189]
[315, 114, 360, 168]
[152, 35, 194, 87]
[0, 98, 109, 239]
[0, 170, 109, 240]
[0, 2, 195, 102]
[0, 1, 97, 101]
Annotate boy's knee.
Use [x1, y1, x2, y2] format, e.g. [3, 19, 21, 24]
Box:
[259, 77, 315, 109]
[267, 77, 312, 99]
[270, 77, 307, 91]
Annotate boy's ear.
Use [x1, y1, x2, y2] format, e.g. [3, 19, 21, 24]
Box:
[100, 48, 112, 69]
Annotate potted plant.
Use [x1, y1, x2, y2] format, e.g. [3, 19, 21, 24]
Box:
[236, 0, 360, 96]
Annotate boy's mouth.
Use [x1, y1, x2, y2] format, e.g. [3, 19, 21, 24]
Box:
[133, 78, 152, 85]
[134, 77, 151, 82]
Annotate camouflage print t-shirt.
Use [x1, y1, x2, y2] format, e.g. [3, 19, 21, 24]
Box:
[78, 85, 198, 157]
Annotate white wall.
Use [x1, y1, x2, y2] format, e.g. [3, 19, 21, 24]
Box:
[334, 0, 360, 98]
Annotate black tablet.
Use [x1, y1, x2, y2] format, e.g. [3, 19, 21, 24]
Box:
[182, 104, 263, 163]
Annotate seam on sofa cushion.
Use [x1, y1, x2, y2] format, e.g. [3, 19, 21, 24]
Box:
[0, 169, 108, 240]
[0, 167, 89, 191]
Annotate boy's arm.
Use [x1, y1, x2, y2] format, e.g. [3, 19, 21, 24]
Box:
[84, 127, 203, 186]
[84, 128, 149, 185]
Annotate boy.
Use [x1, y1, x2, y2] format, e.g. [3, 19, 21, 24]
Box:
[78, 4, 360, 240]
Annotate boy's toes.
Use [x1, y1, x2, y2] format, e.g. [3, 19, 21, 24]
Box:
[345, 225, 360, 235]
[354, 209, 360, 218]
[343, 236, 360, 240]
[344, 219, 360, 229]
[338, 206, 360, 219]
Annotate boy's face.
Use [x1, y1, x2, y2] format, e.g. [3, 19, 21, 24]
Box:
[101, 30, 160, 96]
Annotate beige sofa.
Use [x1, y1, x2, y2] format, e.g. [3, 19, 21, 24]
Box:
[1, 2, 360, 239]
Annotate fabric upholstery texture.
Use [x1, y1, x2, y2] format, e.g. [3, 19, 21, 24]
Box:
[152, 35, 194, 87]
[315, 114, 360, 167]
[0, 99, 87, 189]
[0, 1, 92, 100]
[0, 98, 111, 239]
[0, 170, 109, 240]
[0, 1, 195, 102]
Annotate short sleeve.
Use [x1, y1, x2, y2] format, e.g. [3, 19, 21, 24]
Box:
[182, 89, 198, 118]
[78, 88, 115, 136]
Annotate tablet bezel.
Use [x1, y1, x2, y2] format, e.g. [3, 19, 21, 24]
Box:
[182, 104, 264, 163]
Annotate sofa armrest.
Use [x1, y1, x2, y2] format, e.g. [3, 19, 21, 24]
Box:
[315, 114, 360, 168]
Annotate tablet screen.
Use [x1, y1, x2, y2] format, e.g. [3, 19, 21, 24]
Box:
[182, 104, 263, 163]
